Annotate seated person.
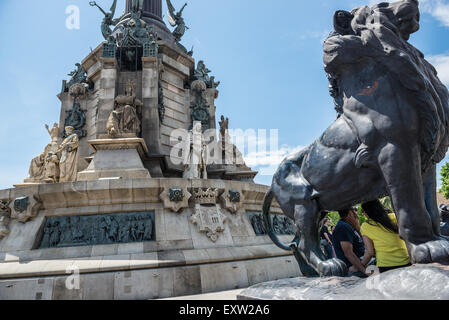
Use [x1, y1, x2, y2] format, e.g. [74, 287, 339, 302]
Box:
[361, 200, 411, 273]
[332, 208, 368, 277]
[439, 204, 449, 237]
[320, 218, 334, 259]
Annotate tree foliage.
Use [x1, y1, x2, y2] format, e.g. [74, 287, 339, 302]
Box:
[379, 196, 394, 213]
[325, 197, 394, 228]
[326, 206, 366, 227]
[440, 162, 449, 199]
[327, 211, 340, 227]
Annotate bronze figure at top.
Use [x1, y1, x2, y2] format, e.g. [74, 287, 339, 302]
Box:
[166, 0, 188, 42]
[89, 0, 121, 42]
[166, 0, 192, 55]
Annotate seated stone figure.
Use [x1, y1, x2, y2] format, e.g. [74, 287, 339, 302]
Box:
[107, 80, 142, 137]
[43, 142, 60, 183]
[25, 152, 45, 182]
[24, 124, 61, 183]
[107, 104, 141, 136]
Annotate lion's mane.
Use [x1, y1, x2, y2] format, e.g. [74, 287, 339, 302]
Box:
[323, 0, 449, 172]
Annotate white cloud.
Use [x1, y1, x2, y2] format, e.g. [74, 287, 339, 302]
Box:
[419, 0, 449, 27]
[367, 0, 449, 27]
[427, 54, 449, 86]
[245, 145, 305, 176]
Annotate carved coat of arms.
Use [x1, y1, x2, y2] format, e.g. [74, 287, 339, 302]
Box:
[189, 204, 227, 242]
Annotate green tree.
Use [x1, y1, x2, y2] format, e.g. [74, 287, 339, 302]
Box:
[380, 196, 394, 213]
[356, 204, 367, 225]
[440, 162, 449, 199]
[325, 198, 393, 230]
[326, 206, 366, 227]
[327, 211, 340, 227]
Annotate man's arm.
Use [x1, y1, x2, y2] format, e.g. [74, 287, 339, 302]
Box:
[324, 232, 332, 244]
[340, 241, 366, 274]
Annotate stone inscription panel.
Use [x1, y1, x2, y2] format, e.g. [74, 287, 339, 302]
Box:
[39, 212, 155, 248]
[247, 212, 295, 236]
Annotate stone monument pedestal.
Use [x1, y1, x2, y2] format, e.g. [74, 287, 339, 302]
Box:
[13, 182, 42, 188]
[77, 137, 151, 181]
[0, 179, 299, 300]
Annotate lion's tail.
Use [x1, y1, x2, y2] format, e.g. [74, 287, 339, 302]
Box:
[262, 188, 292, 251]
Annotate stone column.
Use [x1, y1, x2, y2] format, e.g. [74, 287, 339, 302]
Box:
[126, 0, 163, 21]
[125, 0, 173, 42]
[96, 57, 117, 137]
[142, 56, 164, 177]
[143, 0, 162, 19]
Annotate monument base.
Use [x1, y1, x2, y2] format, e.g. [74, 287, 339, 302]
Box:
[77, 138, 151, 181]
[0, 179, 300, 300]
[237, 264, 449, 300]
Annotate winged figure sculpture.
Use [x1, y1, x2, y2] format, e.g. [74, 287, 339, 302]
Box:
[166, 0, 189, 42]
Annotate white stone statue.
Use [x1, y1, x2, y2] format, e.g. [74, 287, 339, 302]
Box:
[58, 126, 79, 182]
[0, 201, 10, 239]
[43, 142, 60, 183]
[106, 80, 142, 137]
[45, 123, 60, 143]
[25, 124, 61, 183]
[219, 115, 247, 167]
[26, 152, 45, 182]
[183, 121, 208, 179]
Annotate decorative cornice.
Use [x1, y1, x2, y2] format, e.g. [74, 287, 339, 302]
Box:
[88, 138, 149, 160]
[193, 188, 219, 205]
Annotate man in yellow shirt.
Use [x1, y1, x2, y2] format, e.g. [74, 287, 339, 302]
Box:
[361, 200, 411, 273]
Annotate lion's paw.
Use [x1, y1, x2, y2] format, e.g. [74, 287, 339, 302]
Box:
[317, 258, 348, 277]
[410, 239, 449, 265]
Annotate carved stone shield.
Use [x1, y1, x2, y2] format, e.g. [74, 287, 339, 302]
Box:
[169, 187, 184, 202]
[14, 196, 29, 213]
[190, 204, 227, 242]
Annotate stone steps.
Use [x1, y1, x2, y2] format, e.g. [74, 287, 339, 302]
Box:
[0, 243, 294, 279]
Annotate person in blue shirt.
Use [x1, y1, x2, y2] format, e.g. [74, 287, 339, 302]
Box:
[331, 208, 368, 277]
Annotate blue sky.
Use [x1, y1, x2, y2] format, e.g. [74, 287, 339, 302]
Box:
[1, 0, 449, 189]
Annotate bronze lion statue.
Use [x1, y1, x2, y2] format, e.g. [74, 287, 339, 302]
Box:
[263, 0, 449, 277]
